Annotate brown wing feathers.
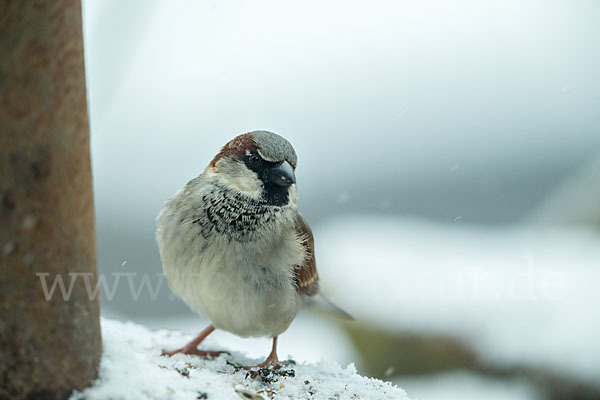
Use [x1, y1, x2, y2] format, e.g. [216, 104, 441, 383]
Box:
[294, 216, 319, 296]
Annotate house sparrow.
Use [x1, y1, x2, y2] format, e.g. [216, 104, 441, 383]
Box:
[156, 130, 334, 367]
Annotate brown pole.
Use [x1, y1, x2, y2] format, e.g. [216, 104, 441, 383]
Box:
[0, 1, 102, 399]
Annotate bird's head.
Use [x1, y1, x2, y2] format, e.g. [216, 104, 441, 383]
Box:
[208, 131, 298, 207]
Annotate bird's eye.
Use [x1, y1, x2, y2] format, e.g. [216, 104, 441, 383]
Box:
[248, 154, 262, 167]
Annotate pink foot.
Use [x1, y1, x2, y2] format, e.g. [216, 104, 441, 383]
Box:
[243, 354, 294, 370]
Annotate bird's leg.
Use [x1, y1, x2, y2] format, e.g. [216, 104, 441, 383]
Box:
[162, 324, 227, 357]
[265, 335, 280, 365]
[244, 336, 291, 369]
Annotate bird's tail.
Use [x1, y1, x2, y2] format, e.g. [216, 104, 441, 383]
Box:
[305, 294, 354, 321]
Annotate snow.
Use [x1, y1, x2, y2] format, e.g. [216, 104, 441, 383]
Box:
[315, 216, 600, 384]
[72, 318, 411, 400]
[133, 312, 358, 368]
[78, 217, 600, 398]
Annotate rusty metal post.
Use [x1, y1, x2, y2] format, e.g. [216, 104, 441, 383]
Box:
[0, 1, 102, 399]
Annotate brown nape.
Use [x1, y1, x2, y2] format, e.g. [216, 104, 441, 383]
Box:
[209, 133, 259, 168]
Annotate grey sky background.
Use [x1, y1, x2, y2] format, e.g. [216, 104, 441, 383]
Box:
[81, 0, 600, 318]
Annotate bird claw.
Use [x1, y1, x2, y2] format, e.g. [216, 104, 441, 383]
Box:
[242, 358, 295, 370]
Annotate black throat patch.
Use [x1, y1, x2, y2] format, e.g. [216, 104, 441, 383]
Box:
[194, 183, 285, 242]
[261, 182, 289, 207]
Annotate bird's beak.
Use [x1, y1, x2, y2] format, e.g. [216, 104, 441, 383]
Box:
[266, 161, 296, 187]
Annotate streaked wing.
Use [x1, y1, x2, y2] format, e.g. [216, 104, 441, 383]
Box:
[293, 215, 319, 296]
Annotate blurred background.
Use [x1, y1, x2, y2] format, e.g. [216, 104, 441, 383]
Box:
[82, 1, 600, 399]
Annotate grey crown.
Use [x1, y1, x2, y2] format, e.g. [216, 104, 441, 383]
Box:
[250, 131, 298, 166]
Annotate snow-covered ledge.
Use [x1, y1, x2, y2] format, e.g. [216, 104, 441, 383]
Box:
[71, 319, 410, 400]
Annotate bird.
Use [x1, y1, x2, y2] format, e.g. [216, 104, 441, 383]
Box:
[156, 130, 342, 368]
